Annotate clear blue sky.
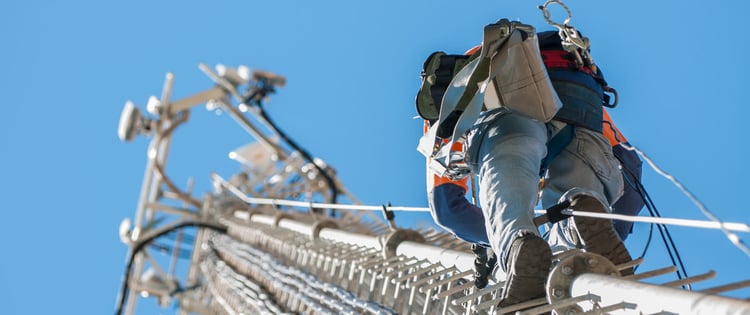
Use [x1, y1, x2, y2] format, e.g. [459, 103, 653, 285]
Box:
[1, 1, 748, 314]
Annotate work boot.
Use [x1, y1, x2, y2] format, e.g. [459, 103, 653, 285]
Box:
[568, 192, 634, 275]
[497, 232, 552, 308]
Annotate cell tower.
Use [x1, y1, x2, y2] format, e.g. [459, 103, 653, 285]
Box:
[114, 64, 750, 315]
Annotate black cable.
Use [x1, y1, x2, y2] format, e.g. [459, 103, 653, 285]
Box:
[615, 146, 690, 288]
[634, 220, 654, 273]
[620, 160, 690, 288]
[250, 97, 339, 215]
[619, 170, 652, 272]
[114, 221, 227, 315]
[636, 178, 692, 290]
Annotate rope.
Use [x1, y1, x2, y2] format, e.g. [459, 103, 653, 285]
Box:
[214, 174, 750, 234]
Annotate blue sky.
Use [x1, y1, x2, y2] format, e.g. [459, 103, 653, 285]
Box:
[1, 1, 748, 314]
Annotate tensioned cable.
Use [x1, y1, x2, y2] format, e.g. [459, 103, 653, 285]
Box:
[214, 173, 427, 212]
[213, 174, 750, 234]
[197, 63, 339, 211]
[619, 142, 750, 257]
[554, 210, 750, 233]
[629, 170, 690, 286]
[628, 164, 691, 287]
[603, 121, 689, 281]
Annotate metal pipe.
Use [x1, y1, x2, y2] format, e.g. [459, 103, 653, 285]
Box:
[243, 212, 477, 274]
[246, 213, 383, 249]
[132, 132, 162, 241]
[624, 265, 678, 281]
[169, 228, 183, 276]
[396, 241, 475, 273]
[125, 124, 171, 315]
[144, 202, 199, 219]
[701, 280, 750, 295]
[319, 227, 382, 250]
[249, 214, 276, 226]
[661, 270, 716, 288]
[277, 219, 314, 235]
[123, 254, 141, 315]
[168, 86, 227, 114]
[570, 273, 750, 315]
[145, 121, 176, 223]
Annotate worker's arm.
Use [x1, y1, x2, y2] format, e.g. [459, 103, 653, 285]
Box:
[428, 174, 490, 246]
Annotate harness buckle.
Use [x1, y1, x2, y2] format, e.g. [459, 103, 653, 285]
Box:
[603, 86, 619, 108]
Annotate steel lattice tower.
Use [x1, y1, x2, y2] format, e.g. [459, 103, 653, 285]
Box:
[114, 64, 750, 315]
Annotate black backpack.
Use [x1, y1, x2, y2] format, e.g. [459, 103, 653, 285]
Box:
[415, 51, 476, 123]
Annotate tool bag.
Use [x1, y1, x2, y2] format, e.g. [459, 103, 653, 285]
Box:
[418, 19, 563, 167]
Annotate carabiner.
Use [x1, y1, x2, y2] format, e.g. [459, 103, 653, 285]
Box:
[539, 0, 572, 30]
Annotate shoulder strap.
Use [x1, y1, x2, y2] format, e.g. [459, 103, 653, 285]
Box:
[433, 19, 519, 145]
[424, 20, 547, 167]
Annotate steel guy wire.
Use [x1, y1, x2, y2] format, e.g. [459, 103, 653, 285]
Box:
[215, 173, 750, 234]
[618, 142, 750, 257]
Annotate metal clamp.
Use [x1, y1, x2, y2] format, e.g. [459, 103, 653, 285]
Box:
[273, 213, 293, 226]
[310, 220, 338, 240]
[546, 250, 618, 312]
[382, 229, 426, 258]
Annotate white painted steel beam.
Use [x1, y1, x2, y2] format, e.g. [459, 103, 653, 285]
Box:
[571, 273, 750, 315]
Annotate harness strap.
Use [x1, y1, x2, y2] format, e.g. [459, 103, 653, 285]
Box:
[430, 54, 471, 117]
[541, 50, 593, 74]
[540, 124, 576, 177]
[426, 19, 555, 168]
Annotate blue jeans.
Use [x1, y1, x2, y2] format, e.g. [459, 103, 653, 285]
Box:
[465, 110, 623, 271]
[542, 120, 624, 253]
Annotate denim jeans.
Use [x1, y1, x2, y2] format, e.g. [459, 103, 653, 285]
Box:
[465, 96, 623, 271]
[465, 108, 548, 269]
[542, 120, 624, 253]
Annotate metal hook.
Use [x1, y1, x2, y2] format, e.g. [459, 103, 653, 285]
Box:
[539, 0, 572, 30]
[539, 0, 589, 50]
[539, 0, 594, 69]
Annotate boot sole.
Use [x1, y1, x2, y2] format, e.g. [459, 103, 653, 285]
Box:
[499, 234, 552, 307]
[570, 195, 634, 275]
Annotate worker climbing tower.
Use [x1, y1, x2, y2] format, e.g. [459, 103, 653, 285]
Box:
[113, 61, 750, 315]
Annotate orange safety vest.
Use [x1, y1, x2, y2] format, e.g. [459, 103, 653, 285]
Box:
[602, 109, 627, 146]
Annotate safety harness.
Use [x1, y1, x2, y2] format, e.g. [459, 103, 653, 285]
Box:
[416, 50, 584, 177]
[417, 1, 623, 287]
[416, 28, 616, 178]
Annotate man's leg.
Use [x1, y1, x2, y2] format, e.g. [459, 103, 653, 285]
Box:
[466, 110, 551, 305]
[542, 122, 632, 274]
